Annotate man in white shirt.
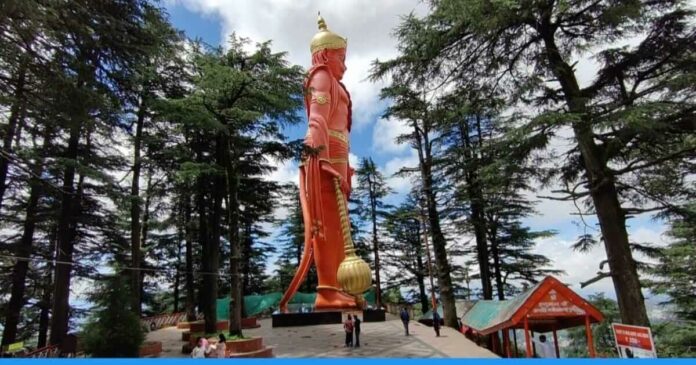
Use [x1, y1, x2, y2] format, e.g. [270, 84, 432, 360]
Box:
[535, 334, 557, 358]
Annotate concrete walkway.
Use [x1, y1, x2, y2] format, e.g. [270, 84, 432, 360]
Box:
[146, 325, 188, 358]
[146, 314, 497, 358]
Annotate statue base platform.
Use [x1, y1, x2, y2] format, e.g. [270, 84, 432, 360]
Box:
[271, 309, 386, 327]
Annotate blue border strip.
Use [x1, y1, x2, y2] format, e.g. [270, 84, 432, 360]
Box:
[2, 360, 695, 364]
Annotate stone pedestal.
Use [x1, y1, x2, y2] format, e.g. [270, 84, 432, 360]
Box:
[272, 311, 342, 327]
[363, 309, 386, 322]
[271, 309, 386, 327]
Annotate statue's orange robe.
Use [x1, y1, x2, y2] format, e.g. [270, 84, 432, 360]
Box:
[279, 64, 357, 311]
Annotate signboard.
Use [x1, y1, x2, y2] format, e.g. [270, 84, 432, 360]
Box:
[531, 289, 584, 316]
[7, 341, 24, 353]
[612, 323, 657, 358]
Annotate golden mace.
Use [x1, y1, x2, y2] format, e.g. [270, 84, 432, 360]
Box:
[333, 177, 372, 308]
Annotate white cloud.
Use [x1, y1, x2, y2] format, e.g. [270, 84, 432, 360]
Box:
[173, 0, 427, 131]
[372, 116, 411, 154]
[266, 157, 299, 186]
[533, 223, 670, 299]
[382, 149, 419, 194]
[348, 152, 359, 167]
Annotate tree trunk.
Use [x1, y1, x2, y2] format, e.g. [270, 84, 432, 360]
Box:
[139, 173, 152, 313]
[174, 223, 183, 313]
[0, 64, 27, 211]
[541, 27, 650, 327]
[129, 98, 146, 317]
[459, 118, 493, 299]
[205, 136, 225, 333]
[368, 172, 383, 308]
[489, 225, 505, 300]
[37, 269, 52, 349]
[197, 173, 216, 334]
[184, 195, 196, 322]
[412, 120, 458, 328]
[224, 137, 242, 336]
[415, 256, 429, 314]
[1, 128, 50, 346]
[242, 219, 252, 294]
[49, 118, 83, 346]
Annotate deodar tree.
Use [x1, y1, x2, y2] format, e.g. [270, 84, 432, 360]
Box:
[374, 0, 695, 327]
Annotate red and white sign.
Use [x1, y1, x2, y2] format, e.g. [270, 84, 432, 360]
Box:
[611, 323, 657, 358]
[530, 289, 584, 317]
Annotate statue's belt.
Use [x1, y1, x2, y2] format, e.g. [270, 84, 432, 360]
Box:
[300, 129, 349, 166]
[300, 157, 348, 167]
[328, 129, 348, 144]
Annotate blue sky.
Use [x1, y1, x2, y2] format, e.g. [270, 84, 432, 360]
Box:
[161, 1, 672, 305]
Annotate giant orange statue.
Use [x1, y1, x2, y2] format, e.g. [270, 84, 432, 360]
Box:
[279, 15, 372, 312]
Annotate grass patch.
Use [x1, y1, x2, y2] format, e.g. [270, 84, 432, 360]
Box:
[225, 334, 252, 341]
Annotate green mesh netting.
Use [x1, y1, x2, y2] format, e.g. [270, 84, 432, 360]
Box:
[216, 287, 377, 319]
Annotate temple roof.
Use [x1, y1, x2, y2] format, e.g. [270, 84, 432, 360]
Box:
[461, 276, 604, 335]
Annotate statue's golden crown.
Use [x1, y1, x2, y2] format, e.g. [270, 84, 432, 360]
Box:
[310, 13, 347, 54]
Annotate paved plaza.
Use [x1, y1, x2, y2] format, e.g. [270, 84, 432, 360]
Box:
[148, 314, 497, 358]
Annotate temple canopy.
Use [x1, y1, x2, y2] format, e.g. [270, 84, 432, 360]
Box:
[462, 276, 603, 335]
[461, 276, 604, 358]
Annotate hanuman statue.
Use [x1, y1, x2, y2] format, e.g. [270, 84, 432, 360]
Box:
[279, 15, 371, 311]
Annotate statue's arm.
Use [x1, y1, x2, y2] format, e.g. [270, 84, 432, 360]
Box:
[305, 69, 332, 159]
[306, 69, 349, 192]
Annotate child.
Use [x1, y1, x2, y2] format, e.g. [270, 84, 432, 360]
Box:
[191, 337, 206, 358]
[344, 314, 354, 347]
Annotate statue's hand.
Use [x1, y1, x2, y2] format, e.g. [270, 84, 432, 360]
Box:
[320, 162, 350, 194]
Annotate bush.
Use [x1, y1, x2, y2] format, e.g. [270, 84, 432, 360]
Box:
[81, 274, 145, 357]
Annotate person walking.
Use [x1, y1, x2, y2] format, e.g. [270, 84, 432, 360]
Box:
[432, 310, 441, 337]
[400, 307, 410, 336]
[353, 315, 362, 347]
[344, 314, 354, 347]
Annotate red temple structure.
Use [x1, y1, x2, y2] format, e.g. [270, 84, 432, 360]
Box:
[461, 276, 604, 358]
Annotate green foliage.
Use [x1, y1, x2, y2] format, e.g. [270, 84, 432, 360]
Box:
[653, 320, 696, 357]
[272, 183, 317, 293]
[647, 207, 696, 321]
[81, 274, 145, 357]
[382, 192, 431, 310]
[566, 293, 696, 358]
[564, 293, 620, 358]
[383, 287, 405, 304]
[373, 0, 694, 326]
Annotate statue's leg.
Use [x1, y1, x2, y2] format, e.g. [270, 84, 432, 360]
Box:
[314, 175, 355, 309]
[278, 167, 315, 312]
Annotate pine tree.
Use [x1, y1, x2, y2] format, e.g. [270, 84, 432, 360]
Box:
[648, 205, 696, 321]
[367, 80, 459, 328]
[353, 157, 392, 307]
[372, 0, 695, 327]
[274, 183, 318, 293]
[383, 194, 431, 314]
[81, 272, 145, 358]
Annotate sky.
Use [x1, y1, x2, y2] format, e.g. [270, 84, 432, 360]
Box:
[162, 0, 672, 308]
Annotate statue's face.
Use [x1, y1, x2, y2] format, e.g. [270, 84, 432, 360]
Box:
[325, 48, 347, 80]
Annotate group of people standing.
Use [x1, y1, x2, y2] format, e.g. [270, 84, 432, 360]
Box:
[191, 334, 227, 358]
[400, 307, 442, 337]
[343, 314, 362, 347]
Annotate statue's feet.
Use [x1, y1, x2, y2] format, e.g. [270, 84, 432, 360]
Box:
[315, 287, 356, 310]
